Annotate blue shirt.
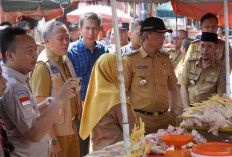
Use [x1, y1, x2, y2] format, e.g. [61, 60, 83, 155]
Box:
[67, 38, 108, 101]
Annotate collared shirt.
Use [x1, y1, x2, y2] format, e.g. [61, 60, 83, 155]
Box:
[31, 49, 78, 117]
[121, 42, 136, 57]
[67, 38, 108, 101]
[124, 46, 177, 113]
[0, 66, 47, 157]
[179, 58, 226, 104]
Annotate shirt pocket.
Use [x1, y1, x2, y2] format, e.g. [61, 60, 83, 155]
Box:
[159, 67, 170, 86]
[51, 74, 65, 125]
[133, 70, 151, 87]
[51, 74, 64, 93]
[204, 74, 218, 89]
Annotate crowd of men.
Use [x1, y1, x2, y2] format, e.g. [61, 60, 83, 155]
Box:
[0, 11, 228, 157]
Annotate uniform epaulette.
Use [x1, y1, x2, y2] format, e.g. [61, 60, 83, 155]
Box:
[160, 51, 170, 57]
[188, 57, 198, 61]
[125, 49, 139, 56]
[192, 39, 200, 43]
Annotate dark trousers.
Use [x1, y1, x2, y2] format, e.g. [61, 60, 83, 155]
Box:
[75, 118, 90, 157]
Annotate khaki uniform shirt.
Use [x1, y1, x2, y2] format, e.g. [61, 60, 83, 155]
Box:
[168, 48, 183, 69]
[175, 54, 186, 83]
[0, 66, 47, 157]
[91, 103, 135, 151]
[185, 39, 232, 67]
[31, 50, 78, 117]
[124, 46, 178, 112]
[179, 58, 226, 104]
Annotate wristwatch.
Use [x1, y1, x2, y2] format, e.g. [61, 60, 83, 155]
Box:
[50, 138, 58, 145]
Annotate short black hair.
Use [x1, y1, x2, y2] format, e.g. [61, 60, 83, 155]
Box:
[200, 13, 218, 25]
[1, 27, 27, 63]
[0, 21, 12, 27]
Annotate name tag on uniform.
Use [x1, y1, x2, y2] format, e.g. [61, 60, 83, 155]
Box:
[190, 71, 198, 75]
[195, 50, 200, 53]
[137, 66, 147, 69]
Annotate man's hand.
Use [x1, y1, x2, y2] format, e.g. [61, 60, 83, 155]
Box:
[49, 142, 61, 157]
[45, 97, 54, 105]
[54, 78, 79, 106]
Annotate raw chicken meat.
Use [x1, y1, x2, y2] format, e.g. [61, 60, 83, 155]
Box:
[181, 94, 232, 135]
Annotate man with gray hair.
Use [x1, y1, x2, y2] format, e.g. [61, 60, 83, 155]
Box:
[31, 21, 81, 157]
[121, 18, 143, 57]
[67, 12, 108, 156]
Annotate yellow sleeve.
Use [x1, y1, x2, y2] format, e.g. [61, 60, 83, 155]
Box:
[123, 56, 133, 94]
[178, 61, 190, 86]
[31, 62, 51, 97]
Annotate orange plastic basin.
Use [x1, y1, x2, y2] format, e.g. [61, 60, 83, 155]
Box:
[162, 134, 195, 147]
[192, 142, 232, 156]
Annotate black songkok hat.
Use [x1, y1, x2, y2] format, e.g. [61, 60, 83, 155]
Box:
[201, 32, 218, 43]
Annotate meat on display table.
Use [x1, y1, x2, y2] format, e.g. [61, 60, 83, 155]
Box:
[147, 154, 164, 157]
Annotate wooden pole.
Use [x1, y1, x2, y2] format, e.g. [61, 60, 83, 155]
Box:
[110, 0, 130, 155]
[224, 0, 231, 97]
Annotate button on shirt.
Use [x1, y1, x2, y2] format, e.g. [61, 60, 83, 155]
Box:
[0, 66, 47, 157]
[124, 46, 178, 113]
[67, 38, 108, 100]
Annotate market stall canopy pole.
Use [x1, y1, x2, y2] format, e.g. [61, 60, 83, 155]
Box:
[224, 0, 231, 97]
[110, 0, 130, 154]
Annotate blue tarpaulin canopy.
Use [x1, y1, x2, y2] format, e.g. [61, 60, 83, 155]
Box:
[156, 1, 184, 19]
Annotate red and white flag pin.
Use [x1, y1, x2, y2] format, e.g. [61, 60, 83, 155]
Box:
[20, 97, 31, 106]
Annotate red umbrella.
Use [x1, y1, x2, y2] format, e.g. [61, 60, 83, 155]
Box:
[66, 5, 132, 26]
[171, 0, 232, 27]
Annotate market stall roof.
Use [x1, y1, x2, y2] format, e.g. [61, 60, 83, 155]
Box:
[1, 0, 62, 12]
[67, 5, 132, 26]
[156, 1, 184, 19]
[0, 0, 65, 23]
[171, 0, 232, 27]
